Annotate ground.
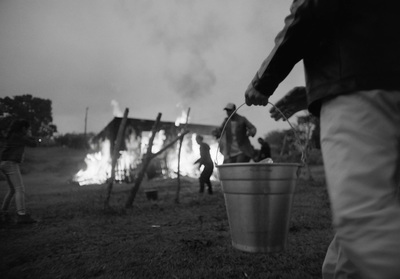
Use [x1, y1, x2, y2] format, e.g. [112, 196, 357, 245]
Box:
[0, 147, 332, 279]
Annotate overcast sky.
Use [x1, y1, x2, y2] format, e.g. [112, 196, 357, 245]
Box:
[0, 0, 305, 140]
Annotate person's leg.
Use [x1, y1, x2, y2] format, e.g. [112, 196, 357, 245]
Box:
[1, 173, 16, 213]
[322, 235, 339, 279]
[207, 182, 213, 194]
[206, 177, 213, 194]
[322, 234, 360, 279]
[320, 90, 400, 279]
[1, 161, 26, 214]
[199, 171, 205, 193]
[203, 165, 213, 194]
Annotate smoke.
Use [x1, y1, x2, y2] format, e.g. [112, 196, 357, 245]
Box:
[115, 0, 222, 108]
[165, 50, 216, 106]
[154, 6, 221, 106]
[111, 99, 123, 117]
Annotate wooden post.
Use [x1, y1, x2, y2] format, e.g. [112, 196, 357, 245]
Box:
[175, 108, 190, 204]
[124, 128, 189, 208]
[84, 107, 89, 150]
[104, 108, 129, 209]
[84, 107, 88, 137]
[125, 113, 162, 208]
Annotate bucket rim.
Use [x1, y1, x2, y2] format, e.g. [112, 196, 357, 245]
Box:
[216, 162, 302, 168]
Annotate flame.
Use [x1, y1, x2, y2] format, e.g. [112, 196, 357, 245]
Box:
[73, 139, 112, 186]
[141, 130, 166, 154]
[164, 133, 199, 178]
[175, 110, 189, 126]
[73, 138, 142, 186]
[163, 133, 223, 180]
[73, 120, 223, 186]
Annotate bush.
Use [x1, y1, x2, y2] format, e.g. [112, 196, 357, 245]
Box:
[272, 149, 323, 165]
[307, 149, 324, 165]
[274, 151, 303, 163]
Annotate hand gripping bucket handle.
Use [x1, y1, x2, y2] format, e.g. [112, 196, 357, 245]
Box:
[214, 102, 307, 168]
[216, 102, 304, 253]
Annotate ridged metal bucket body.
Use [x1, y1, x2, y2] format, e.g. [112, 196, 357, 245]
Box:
[217, 163, 300, 253]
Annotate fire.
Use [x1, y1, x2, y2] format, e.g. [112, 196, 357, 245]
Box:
[175, 110, 189, 126]
[141, 130, 166, 154]
[164, 133, 199, 178]
[73, 115, 223, 186]
[73, 139, 111, 185]
[73, 138, 142, 186]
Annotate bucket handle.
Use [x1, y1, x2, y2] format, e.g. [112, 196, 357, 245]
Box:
[214, 102, 306, 167]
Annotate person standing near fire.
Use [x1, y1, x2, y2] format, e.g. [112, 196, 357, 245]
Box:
[255, 137, 271, 162]
[244, 0, 400, 278]
[0, 119, 39, 224]
[194, 135, 214, 195]
[213, 103, 257, 163]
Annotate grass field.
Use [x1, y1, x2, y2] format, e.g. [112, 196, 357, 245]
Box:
[0, 147, 332, 279]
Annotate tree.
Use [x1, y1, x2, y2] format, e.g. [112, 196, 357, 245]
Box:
[0, 95, 57, 138]
[264, 114, 322, 181]
[297, 114, 320, 150]
[265, 129, 298, 159]
[293, 114, 321, 181]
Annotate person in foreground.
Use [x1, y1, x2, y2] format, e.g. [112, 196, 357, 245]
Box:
[244, 1, 400, 278]
[194, 135, 214, 195]
[213, 103, 257, 163]
[1, 119, 39, 224]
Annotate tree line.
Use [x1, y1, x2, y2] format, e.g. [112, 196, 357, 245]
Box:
[0, 94, 91, 149]
[1, 94, 323, 159]
[0, 95, 57, 138]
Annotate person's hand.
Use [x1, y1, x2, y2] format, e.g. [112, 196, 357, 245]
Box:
[245, 83, 269, 106]
[269, 86, 308, 121]
[246, 130, 256, 137]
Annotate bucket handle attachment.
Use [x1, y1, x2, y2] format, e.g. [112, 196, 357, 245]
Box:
[214, 102, 307, 168]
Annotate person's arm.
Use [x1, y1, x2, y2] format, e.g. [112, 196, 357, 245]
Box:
[22, 135, 39, 147]
[245, 0, 326, 106]
[9, 133, 39, 148]
[244, 117, 257, 137]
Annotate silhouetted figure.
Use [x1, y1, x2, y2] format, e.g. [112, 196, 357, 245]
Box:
[1, 119, 39, 224]
[255, 137, 271, 162]
[244, 1, 400, 278]
[194, 135, 214, 194]
[213, 103, 256, 163]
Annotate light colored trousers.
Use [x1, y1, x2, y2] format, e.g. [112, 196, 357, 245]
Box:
[0, 161, 26, 214]
[320, 90, 400, 279]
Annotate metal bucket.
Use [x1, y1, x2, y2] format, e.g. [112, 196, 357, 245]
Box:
[217, 162, 300, 253]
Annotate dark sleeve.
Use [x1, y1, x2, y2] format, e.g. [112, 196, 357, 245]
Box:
[251, 0, 329, 96]
[12, 134, 39, 148]
[22, 136, 39, 147]
[213, 118, 228, 139]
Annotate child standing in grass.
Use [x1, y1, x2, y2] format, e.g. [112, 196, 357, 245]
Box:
[0, 119, 39, 224]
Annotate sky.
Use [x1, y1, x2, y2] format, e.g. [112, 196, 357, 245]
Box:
[0, 0, 305, 142]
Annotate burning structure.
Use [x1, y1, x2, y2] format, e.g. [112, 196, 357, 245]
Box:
[73, 116, 222, 186]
